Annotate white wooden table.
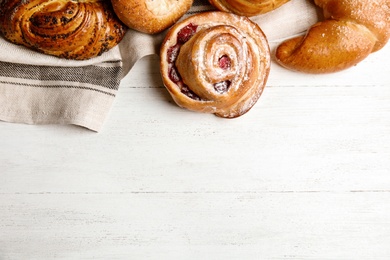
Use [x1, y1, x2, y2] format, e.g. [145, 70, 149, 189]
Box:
[1, 42, 390, 259]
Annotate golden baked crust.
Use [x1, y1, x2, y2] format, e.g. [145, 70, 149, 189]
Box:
[111, 0, 193, 34]
[275, 0, 390, 73]
[208, 0, 290, 16]
[0, 0, 126, 60]
[160, 12, 271, 118]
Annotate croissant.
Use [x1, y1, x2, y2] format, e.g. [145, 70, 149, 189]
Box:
[275, 0, 390, 74]
[207, 0, 290, 16]
[160, 12, 271, 118]
[111, 0, 193, 34]
[0, 0, 126, 60]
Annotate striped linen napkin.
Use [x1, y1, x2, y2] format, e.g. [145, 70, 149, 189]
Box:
[0, 0, 319, 131]
[0, 27, 161, 132]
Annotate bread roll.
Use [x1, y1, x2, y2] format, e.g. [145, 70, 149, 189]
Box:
[208, 0, 290, 16]
[0, 0, 126, 60]
[111, 0, 194, 34]
[160, 12, 271, 118]
[275, 0, 390, 73]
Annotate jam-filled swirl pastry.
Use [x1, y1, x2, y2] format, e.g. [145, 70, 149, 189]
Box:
[160, 12, 271, 118]
[0, 0, 126, 60]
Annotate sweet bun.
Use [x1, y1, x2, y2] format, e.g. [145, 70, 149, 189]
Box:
[111, 0, 194, 34]
[275, 0, 390, 73]
[208, 0, 290, 16]
[160, 12, 271, 118]
[0, 0, 126, 60]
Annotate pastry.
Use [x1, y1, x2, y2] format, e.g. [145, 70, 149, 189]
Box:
[0, 0, 126, 60]
[208, 0, 290, 16]
[111, 0, 194, 34]
[275, 0, 390, 73]
[160, 12, 271, 118]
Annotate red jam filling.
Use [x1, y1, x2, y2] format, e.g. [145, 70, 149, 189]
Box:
[167, 23, 200, 100]
[167, 44, 180, 64]
[177, 23, 198, 44]
[218, 55, 231, 70]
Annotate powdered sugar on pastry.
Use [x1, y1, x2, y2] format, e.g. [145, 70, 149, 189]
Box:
[111, 0, 193, 34]
[145, 0, 177, 16]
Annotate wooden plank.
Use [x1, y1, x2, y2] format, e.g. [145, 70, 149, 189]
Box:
[1, 84, 390, 194]
[0, 192, 389, 259]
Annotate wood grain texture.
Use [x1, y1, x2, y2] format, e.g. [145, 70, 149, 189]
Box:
[0, 43, 389, 259]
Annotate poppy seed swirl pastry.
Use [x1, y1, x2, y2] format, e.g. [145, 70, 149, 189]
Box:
[275, 0, 390, 73]
[160, 12, 271, 118]
[208, 0, 290, 16]
[111, 0, 194, 34]
[0, 0, 126, 60]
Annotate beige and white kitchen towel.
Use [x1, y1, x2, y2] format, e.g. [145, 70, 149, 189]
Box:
[0, 0, 320, 131]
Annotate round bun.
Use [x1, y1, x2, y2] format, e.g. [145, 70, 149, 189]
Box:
[275, 0, 390, 73]
[208, 0, 290, 16]
[160, 11, 271, 118]
[0, 0, 126, 60]
[111, 0, 194, 34]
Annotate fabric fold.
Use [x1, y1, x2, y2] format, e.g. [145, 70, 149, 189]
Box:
[0, 60, 122, 131]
